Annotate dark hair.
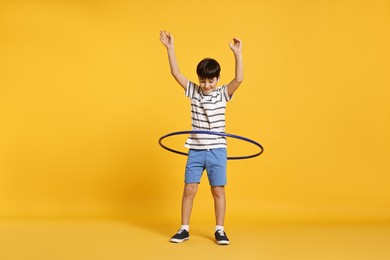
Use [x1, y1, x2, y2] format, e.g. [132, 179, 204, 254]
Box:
[196, 58, 220, 79]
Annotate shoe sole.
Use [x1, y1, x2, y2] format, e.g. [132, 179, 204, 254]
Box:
[170, 237, 189, 243]
[216, 240, 230, 245]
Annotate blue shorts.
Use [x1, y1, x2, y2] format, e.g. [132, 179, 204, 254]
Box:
[185, 148, 227, 186]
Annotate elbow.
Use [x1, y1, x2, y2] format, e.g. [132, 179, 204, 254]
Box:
[172, 73, 181, 81]
[236, 78, 243, 84]
[171, 70, 180, 78]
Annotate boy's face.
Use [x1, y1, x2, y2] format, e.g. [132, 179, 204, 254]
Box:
[198, 77, 219, 94]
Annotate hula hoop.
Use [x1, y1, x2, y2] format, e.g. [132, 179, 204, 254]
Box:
[158, 130, 264, 160]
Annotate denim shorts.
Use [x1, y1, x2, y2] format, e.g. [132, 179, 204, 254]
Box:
[185, 148, 227, 186]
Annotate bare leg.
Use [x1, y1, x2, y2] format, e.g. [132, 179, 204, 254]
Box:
[211, 186, 226, 226]
[181, 183, 198, 225]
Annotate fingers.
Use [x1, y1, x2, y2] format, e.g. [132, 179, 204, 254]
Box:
[232, 37, 242, 45]
[230, 37, 242, 51]
[160, 30, 174, 47]
[232, 37, 242, 46]
[160, 30, 172, 39]
[160, 30, 167, 41]
[160, 30, 168, 37]
[229, 37, 242, 53]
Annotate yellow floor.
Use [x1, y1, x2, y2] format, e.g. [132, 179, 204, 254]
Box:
[1, 219, 390, 260]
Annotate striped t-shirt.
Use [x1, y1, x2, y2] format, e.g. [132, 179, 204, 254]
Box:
[184, 80, 232, 149]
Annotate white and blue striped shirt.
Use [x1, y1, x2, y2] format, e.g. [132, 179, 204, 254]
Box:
[185, 81, 232, 149]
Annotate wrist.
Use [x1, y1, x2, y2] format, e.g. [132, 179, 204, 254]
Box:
[234, 52, 242, 60]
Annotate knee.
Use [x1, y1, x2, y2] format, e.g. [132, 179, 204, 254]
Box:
[211, 186, 225, 199]
[184, 183, 198, 198]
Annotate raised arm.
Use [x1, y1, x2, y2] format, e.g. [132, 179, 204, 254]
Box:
[160, 31, 188, 90]
[227, 38, 243, 96]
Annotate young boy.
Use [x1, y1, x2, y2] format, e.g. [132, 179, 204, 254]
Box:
[159, 30, 243, 245]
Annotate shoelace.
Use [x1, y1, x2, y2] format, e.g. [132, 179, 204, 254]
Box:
[216, 229, 225, 236]
[177, 229, 186, 234]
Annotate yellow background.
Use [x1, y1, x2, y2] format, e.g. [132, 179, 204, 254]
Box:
[1, 0, 389, 225]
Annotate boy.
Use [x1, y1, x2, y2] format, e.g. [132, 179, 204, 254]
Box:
[159, 30, 243, 245]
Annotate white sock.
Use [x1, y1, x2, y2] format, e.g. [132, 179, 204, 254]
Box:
[215, 225, 224, 232]
[181, 225, 189, 232]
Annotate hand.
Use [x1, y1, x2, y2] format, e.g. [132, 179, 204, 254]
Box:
[160, 30, 174, 48]
[229, 37, 242, 54]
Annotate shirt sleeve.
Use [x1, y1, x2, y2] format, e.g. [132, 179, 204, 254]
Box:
[222, 85, 233, 101]
[185, 80, 199, 99]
